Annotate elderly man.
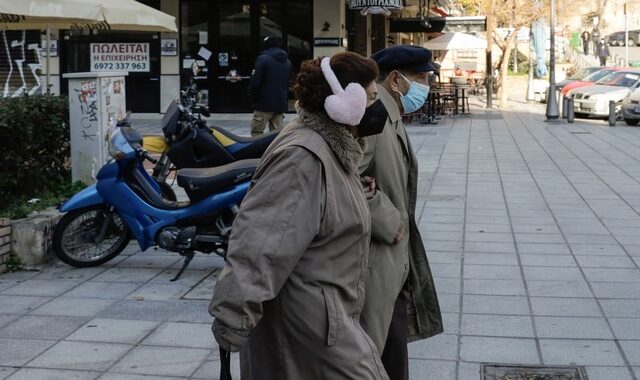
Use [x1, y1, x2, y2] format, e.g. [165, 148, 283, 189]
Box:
[359, 45, 443, 380]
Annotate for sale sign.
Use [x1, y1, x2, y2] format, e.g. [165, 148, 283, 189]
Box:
[90, 43, 150, 72]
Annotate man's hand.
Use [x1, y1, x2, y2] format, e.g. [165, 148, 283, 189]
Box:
[393, 222, 405, 245]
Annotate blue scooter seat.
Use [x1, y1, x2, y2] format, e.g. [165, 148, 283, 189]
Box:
[177, 159, 260, 203]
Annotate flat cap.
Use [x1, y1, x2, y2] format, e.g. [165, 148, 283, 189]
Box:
[371, 45, 436, 73]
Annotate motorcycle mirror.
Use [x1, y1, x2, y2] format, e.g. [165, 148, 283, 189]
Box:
[200, 107, 211, 118]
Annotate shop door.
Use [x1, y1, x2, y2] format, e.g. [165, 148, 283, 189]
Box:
[211, 4, 255, 112]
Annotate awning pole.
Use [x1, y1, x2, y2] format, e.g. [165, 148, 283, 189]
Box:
[45, 24, 50, 94]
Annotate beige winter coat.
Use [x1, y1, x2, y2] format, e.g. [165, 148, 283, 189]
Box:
[359, 85, 443, 352]
[209, 108, 389, 380]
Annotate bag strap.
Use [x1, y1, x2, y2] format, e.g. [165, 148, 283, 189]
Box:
[219, 345, 232, 379]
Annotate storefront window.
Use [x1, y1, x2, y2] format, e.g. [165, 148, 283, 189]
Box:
[180, 0, 312, 113]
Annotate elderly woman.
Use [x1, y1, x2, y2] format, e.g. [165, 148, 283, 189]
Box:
[209, 52, 390, 379]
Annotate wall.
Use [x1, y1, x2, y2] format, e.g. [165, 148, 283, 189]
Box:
[314, 0, 346, 57]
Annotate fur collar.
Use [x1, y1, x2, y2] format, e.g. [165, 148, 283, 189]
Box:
[297, 107, 364, 174]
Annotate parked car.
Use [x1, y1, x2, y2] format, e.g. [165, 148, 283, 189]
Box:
[561, 67, 623, 96]
[607, 30, 640, 46]
[568, 69, 640, 117]
[543, 67, 601, 103]
[621, 88, 640, 125]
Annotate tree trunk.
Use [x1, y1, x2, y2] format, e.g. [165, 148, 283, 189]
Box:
[498, 31, 519, 107]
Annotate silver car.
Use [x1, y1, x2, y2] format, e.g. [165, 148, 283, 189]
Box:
[622, 88, 640, 125]
[568, 70, 640, 117]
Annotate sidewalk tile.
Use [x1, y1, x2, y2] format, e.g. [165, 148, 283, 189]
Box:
[0, 316, 86, 340]
[600, 299, 640, 318]
[462, 314, 533, 337]
[619, 340, 640, 365]
[0, 338, 54, 366]
[582, 268, 640, 283]
[438, 294, 461, 313]
[409, 334, 458, 360]
[0, 296, 51, 315]
[523, 267, 584, 281]
[585, 367, 634, 380]
[463, 265, 522, 280]
[408, 359, 456, 380]
[0, 367, 16, 379]
[575, 256, 637, 268]
[125, 283, 192, 301]
[5, 368, 100, 379]
[463, 295, 529, 315]
[592, 283, 640, 299]
[29, 341, 131, 371]
[64, 282, 142, 299]
[463, 253, 519, 266]
[530, 297, 602, 317]
[463, 279, 526, 296]
[109, 346, 210, 377]
[90, 268, 162, 283]
[30, 298, 114, 317]
[142, 322, 214, 349]
[609, 319, 640, 340]
[1, 280, 77, 297]
[65, 319, 159, 344]
[539, 339, 625, 366]
[460, 336, 539, 364]
[527, 281, 592, 298]
[534, 316, 612, 339]
[520, 255, 577, 267]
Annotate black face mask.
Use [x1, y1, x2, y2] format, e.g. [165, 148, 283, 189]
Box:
[357, 99, 388, 137]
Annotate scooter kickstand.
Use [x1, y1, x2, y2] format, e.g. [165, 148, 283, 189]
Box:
[171, 252, 194, 281]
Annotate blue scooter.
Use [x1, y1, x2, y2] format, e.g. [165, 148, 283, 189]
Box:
[53, 118, 258, 280]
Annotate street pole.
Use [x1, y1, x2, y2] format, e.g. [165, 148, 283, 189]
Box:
[486, 0, 494, 108]
[625, 2, 629, 66]
[545, 0, 561, 122]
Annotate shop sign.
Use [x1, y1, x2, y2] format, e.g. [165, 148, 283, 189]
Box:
[314, 38, 342, 47]
[90, 43, 150, 72]
[349, 0, 402, 10]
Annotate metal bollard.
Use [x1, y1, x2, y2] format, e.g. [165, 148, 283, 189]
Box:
[562, 96, 568, 119]
[567, 98, 574, 123]
[608, 100, 617, 127]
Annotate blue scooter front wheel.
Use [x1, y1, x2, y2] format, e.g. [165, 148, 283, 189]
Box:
[53, 205, 131, 267]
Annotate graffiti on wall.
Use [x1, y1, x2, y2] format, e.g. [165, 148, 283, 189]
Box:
[0, 30, 42, 97]
[74, 80, 98, 142]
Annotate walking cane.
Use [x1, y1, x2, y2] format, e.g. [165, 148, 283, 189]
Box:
[219, 346, 232, 380]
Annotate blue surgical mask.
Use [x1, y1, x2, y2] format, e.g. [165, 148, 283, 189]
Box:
[395, 73, 430, 114]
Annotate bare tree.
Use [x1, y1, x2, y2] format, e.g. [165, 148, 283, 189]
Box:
[456, 0, 548, 107]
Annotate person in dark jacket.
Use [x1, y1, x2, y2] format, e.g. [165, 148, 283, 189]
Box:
[596, 38, 610, 66]
[250, 36, 292, 136]
[581, 30, 590, 55]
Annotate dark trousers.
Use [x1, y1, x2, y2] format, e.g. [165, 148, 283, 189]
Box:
[600, 56, 607, 66]
[582, 41, 589, 55]
[381, 298, 409, 380]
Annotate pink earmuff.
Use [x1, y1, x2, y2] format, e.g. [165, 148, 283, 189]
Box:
[320, 57, 367, 126]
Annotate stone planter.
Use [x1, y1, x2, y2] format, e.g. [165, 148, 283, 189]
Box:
[10, 207, 63, 267]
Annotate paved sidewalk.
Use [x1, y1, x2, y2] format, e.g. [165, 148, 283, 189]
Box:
[2, 98, 640, 379]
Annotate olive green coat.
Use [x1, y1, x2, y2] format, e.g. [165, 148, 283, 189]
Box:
[359, 85, 443, 351]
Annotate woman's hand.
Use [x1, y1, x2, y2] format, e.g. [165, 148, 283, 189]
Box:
[393, 222, 405, 245]
[361, 176, 376, 199]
